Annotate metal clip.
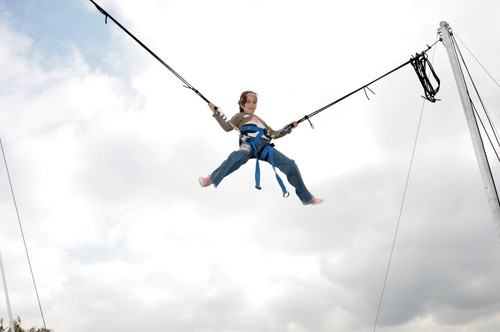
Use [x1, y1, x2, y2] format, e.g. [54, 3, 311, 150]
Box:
[305, 115, 315, 129]
[214, 107, 227, 120]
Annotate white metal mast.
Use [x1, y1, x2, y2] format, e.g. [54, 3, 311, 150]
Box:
[440, 21, 500, 243]
[1, 251, 16, 332]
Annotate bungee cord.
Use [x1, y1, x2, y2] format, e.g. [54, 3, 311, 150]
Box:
[273, 41, 442, 137]
[89, 0, 239, 132]
[90, 0, 442, 141]
[90, 0, 196, 94]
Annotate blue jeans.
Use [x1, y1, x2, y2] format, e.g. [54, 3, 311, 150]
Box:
[210, 139, 314, 202]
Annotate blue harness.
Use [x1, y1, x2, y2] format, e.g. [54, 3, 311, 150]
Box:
[240, 125, 289, 197]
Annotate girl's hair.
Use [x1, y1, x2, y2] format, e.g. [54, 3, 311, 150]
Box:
[238, 90, 258, 112]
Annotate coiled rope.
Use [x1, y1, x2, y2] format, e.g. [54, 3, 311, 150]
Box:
[410, 51, 441, 102]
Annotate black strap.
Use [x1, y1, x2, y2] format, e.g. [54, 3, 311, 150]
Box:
[410, 52, 441, 102]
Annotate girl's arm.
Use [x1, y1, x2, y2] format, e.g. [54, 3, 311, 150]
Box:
[208, 103, 239, 132]
[266, 119, 299, 139]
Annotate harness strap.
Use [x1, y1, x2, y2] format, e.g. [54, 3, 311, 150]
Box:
[259, 145, 290, 197]
[240, 126, 289, 197]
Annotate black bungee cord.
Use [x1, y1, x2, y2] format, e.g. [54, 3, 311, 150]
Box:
[90, 0, 441, 138]
[410, 51, 441, 103]
[89, 0, 238, 129]
[275, 41, 442, 135]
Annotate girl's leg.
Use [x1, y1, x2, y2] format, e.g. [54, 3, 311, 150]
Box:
[271, 148, 314, 202]
[210, 143, 253, 187]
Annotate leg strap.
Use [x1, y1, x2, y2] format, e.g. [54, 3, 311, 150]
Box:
[242, 127, 289, 197]
[259, 145, 289, 197]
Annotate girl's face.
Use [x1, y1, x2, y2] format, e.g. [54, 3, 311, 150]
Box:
[241, 94, 258, 114]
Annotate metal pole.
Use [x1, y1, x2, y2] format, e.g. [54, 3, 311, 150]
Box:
[0, 251, 16, 332]
[440, 21, 500, 243]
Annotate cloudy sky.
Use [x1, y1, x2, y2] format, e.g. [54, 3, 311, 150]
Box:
[1, 0, 500, 331]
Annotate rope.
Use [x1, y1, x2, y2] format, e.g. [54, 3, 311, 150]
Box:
[454, 33, 500, 90]
[372, 39, 439, 332]
[0, 139, 47, 330]
[451, 33, 500, 162]
[372, 105, 423, 331]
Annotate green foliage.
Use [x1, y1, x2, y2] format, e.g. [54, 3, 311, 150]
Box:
[0, 317, 52, 332]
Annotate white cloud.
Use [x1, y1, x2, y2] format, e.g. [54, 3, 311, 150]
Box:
[1, 1, 500, 332]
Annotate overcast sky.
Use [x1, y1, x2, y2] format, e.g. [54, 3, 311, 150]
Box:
[1, 0, 500, 331]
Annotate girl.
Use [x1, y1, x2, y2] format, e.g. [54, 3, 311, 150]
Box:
[198, 90, 323, 205]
